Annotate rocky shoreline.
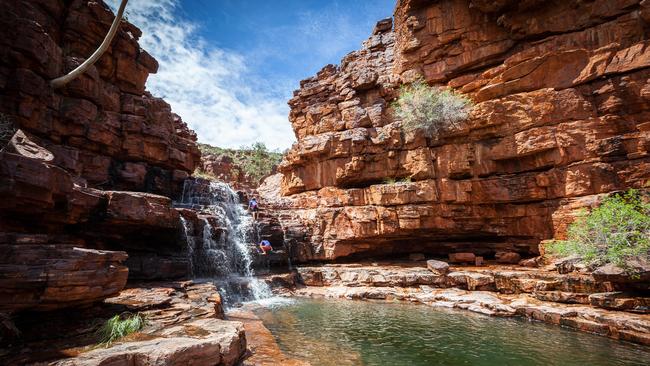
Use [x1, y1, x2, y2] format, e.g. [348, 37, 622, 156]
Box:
[260, 261, 650, 346]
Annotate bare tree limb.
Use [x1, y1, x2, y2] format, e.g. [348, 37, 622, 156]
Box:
[50, 0, 129, 89]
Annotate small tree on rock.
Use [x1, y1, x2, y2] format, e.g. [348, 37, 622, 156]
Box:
[393, 80, 473, 138]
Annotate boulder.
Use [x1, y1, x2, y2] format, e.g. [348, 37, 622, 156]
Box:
[519, 256, 543, 268]
[426, 259, 450, 275]
[592, 261, 650, 283]
[554, 256, 583, 274]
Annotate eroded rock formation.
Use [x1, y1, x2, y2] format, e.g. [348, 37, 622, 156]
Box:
[1, 1, 200, 195]
[260, 0, 650, 262]
[0, 0, 199, 313]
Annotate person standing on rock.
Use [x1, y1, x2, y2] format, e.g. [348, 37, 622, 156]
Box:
[248, 197, 259, 220]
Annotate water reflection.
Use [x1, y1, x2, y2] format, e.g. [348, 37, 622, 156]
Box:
[254, 298, 650, 366]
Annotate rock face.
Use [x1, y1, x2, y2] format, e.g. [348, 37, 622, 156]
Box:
[0, 234, 128, 312]
[199, 153, 258, 192]
[0, 0, 200, 314]
[0, 0, 200, 196]
[260, 0, 650, 262]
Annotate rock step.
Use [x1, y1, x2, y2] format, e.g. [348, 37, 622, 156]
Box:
[0, 244, 128, 312]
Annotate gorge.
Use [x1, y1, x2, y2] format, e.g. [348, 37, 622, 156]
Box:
[1, 0, 650, 365]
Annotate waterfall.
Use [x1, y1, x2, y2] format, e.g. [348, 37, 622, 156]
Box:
[176, 179, 272, 305]
[180, 216, 195, 278]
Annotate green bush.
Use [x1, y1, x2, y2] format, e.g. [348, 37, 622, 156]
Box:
[198, 142, 283, 183]
[97, 313, 144, 345]
[547, 190, 650, 270]
[393, 80, 473, 137]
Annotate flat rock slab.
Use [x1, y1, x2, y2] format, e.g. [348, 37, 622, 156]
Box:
[104, 287, 175, 310]
[54, 318, 245, 366]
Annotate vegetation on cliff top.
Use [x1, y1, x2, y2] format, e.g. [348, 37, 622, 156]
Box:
[198, 142, 283, 183]
[547, 189, 650, 271]
[393, 80, 473, 138]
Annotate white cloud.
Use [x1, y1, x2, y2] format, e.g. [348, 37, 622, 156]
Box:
[107, 0, 295, 150]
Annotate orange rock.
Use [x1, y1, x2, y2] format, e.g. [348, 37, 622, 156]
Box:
[261, 0, 650, 264]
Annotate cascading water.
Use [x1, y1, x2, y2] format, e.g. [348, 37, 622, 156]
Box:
[176, 179, 272, 306]
[179, 216, 195, 278]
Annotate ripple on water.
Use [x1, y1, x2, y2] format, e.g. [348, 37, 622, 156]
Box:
[253, 298, 650, 366]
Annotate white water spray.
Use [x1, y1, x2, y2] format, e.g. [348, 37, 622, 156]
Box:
[177, 180, 272, 305]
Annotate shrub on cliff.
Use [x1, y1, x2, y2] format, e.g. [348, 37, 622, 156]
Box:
[0, 113, 15, 150]
[547, 190, 650, 271]
[393, 80, 473, 137]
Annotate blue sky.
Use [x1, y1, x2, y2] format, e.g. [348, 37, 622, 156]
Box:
[108, 0, 395, 150]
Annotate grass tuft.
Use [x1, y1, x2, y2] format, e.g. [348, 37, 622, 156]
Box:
[192, 169, 219, 181]
[97, 313, 144, 346]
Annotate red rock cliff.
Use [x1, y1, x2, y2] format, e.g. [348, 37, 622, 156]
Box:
[260, 0, 650, 262]
[0, 0, 200, 194]
[0, 0, 201, 313]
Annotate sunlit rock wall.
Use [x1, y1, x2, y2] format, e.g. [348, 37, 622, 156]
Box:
[261, 0, 650, 262]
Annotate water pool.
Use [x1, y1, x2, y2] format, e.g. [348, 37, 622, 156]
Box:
[253, 298, 650, 366]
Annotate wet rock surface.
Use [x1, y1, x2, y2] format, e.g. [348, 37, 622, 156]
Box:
[229, 308, 309, 366]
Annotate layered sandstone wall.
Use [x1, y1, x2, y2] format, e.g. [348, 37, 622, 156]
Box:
[0, 0, 200, 195]
[0, 0, 201, 313]
[260, 0, 650, 262]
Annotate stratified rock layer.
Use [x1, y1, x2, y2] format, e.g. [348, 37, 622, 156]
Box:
[261, 0, 650, 262]
[0, 235, 128, 312]
[0, 0, 200, 313]
[0, 0, 200, 195]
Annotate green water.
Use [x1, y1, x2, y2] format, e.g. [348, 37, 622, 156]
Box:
[254, 298, 650, 366]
